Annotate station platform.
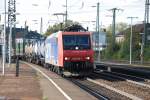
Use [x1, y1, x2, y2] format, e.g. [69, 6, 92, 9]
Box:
[0, 60, 97, 100]
[0, 63, 42, 100]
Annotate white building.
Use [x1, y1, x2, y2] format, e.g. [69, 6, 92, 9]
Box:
[115, 32, 125, 43]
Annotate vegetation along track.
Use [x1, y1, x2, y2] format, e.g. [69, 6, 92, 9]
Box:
[87, 71, 150, 100]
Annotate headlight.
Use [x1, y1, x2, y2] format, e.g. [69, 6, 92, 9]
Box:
[85, 57, 90, 60]
[65, 57, 69, 60]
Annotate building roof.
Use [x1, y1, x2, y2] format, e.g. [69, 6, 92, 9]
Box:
[116, 23, 145, 36]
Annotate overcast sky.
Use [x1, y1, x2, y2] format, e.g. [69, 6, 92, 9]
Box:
[0, 0, 146, 33]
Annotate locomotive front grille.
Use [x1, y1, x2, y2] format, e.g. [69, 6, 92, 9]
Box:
[64, 61, 93, 73]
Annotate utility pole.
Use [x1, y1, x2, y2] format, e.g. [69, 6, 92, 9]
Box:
[109, 8, 123, 51]
[96, 2, 100, 61]
[144, 0, 150, 45]
[127, 17, 138, 64]
[8, 0, 16, 27]
[40, 17, 43, 34]
[8, 0, 16, 65]
[142, 0, 150, 64]
[8, 22, 12, 65]
[145, 0, 149, 23]
[65, 0, 68, 27]
[2, 0, 7, 75]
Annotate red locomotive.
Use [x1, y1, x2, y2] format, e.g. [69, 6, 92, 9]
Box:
[44, 25, 94, 76]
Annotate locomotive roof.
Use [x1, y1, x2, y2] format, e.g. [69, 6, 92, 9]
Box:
[46, 30, 92, 40]
[63, 24, 87, 32]
[62, 31, 91, 35]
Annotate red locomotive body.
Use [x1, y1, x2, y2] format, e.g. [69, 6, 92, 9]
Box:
[59, 31, 94, 75]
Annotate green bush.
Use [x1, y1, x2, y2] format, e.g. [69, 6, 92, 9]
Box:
[102, 25, 149, 63]
[144, 46, 150, 61]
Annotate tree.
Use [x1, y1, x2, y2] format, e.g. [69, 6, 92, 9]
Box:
[116, 22, 128, 33]
[104, 22, 128, 59]
[44, 20, 79, 36]
[103, 23, 150, 62]
[106, 22, 128, 34]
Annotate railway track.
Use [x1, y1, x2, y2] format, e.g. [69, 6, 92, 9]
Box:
[102, 70, 149, 82]
[98, 70, 150, 86]
[95, 62, 150, 86]
[86, 71, 150, 100]
[95, 62, 150, 79]
[69, 78, 108, 100]
[68, 66, 150, 100]
[69, 78, 133, 100]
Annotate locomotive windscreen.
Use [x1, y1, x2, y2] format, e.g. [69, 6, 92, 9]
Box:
[63, 35, 91, 50]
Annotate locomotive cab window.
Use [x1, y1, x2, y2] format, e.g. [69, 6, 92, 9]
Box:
[63, 35, 91, 50]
